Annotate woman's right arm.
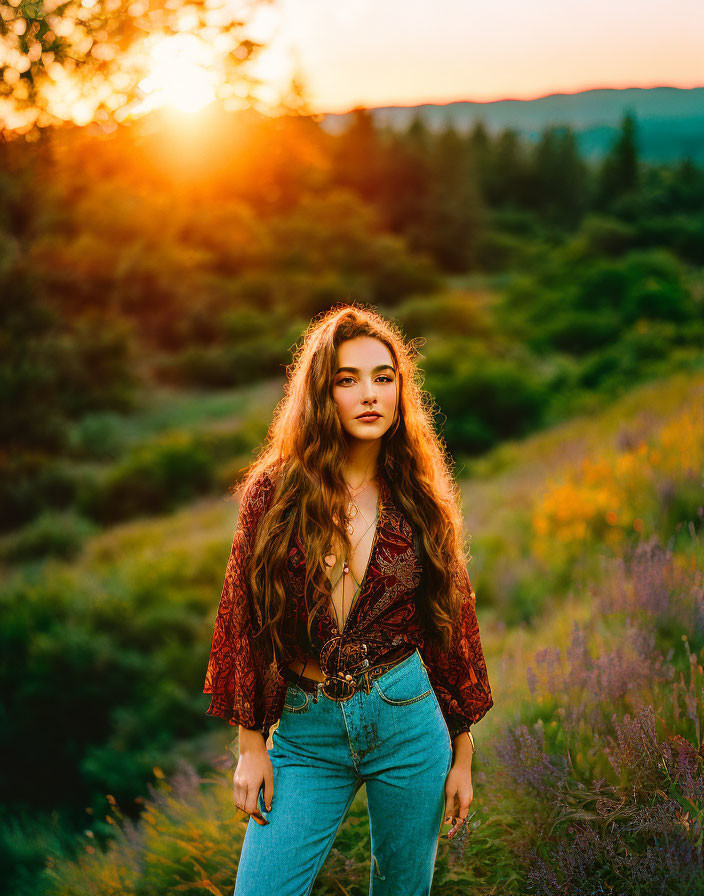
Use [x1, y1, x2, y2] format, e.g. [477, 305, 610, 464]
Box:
[202, 469, 276, 822]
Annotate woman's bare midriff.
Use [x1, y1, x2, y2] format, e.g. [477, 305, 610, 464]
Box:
[285, 657, 326, 683]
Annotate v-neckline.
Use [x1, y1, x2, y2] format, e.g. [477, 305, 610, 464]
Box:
[290, 476, 392, 635]
[332, 485, 383, 635]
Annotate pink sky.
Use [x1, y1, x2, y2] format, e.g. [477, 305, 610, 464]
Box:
[246, 0, 704, 112]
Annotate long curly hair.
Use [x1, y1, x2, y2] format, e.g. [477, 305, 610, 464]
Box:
[235, 303, 472, 666]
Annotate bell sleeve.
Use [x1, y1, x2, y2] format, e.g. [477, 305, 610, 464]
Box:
[203, 469, 276, 735]
[420, 560, 494, 741]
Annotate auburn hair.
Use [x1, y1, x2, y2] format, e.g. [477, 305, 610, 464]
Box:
[232, 303, 472, 667]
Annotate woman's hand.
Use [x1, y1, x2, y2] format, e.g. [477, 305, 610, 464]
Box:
[442, 733, 474, 839]
[233, 727, 273, 825]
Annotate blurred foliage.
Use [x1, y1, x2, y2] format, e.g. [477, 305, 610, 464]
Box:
[2, 107, 704, 532]
[0, 509, 97, 562]
[425, 340, 547, 453]
[0, 0, 271, 134]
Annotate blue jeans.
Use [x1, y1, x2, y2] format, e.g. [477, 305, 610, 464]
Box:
[234, 648, 454, 896]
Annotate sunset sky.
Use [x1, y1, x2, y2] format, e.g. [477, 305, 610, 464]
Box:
[246, 0, 704, 112]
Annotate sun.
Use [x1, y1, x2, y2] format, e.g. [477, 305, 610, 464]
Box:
[138, 33, 218, 116]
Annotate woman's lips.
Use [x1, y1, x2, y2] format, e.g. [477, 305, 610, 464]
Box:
[356, 414, 381, 422]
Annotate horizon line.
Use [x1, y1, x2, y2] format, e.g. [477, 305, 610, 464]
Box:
[314, 81, 704, 117]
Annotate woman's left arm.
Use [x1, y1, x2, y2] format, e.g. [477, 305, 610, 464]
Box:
[420, 560, 494, 742]
[419, 560, 494, 838]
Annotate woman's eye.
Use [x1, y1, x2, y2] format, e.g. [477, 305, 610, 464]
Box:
[337, 376, 393, 385]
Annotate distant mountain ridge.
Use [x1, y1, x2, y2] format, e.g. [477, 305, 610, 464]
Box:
[320, 86, 704, 162]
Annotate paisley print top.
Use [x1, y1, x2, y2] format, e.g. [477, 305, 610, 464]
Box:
[203, 469, 494, 741]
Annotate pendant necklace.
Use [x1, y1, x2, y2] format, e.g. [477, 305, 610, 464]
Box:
[325, 470, 379, 642]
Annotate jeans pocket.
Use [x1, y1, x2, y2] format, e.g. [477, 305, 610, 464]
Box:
[282, 683, 311, 714]
[373, 658, 433, 706]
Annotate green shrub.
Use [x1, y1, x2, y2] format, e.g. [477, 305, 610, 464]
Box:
[0, 549, 216, 819]
[0, 455, 79, 532]
[154, 340, 286, 388]
[395, 291, 493, 339]
[476, 229, 533, 272]
[621, 250, 694, 324]
[426, 345, 546, 454]
[576, 322, 674, 393]
[572, 258, 630, 312]
[0, 511, 97, 562]
[578, 214, 637, 256]
[368, 235, 441, 304]
[66, 413, 129, 460]
[80, 434, 216, 524]
[634, 213, 704, 265]
[536, 308, 622, 355]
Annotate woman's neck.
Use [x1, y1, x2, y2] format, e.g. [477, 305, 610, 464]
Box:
[342, 439, 381, 487]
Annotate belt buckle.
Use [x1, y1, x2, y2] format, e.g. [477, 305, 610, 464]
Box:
[320, 637, 373, 701]
[322, 671, 357, 702]
[323, 658, 373, 700]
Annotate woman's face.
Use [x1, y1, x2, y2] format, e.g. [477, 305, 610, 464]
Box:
[332, 336, 398, 441]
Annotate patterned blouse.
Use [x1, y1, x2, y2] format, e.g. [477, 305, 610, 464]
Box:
[203, 469, 494, 742]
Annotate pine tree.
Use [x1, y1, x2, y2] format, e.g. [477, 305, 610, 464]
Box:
[598, 111, 639, 205]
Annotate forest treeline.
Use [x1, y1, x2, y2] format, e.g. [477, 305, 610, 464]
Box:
[2, 109, 703, 540]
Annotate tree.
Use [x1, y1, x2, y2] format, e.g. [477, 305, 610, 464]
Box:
[426, 122, 483, 271]
[598, 111, 639, 205]
[468, 119, 491, 198]
[378, 113, 435, 252]
[332, 106, 387, 204]
[0, 0, 273, 137]
[531, 125, 590, 226]
[483, 127, 529, 208]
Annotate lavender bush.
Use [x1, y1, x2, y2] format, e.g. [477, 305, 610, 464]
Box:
[487, 532, 704, 895]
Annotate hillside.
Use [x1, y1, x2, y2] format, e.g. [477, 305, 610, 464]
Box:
[321, 85, 704, 161]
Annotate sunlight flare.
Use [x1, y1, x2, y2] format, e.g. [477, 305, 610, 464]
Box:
[138, 33, 218, 115]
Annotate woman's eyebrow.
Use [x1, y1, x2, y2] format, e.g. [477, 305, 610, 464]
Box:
[336, 365, 396, 374]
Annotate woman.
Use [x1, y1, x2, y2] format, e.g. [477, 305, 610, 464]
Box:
[203, 305, 494, 895]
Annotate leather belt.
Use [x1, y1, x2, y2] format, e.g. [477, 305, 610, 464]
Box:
[283, 645, 417, 699]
